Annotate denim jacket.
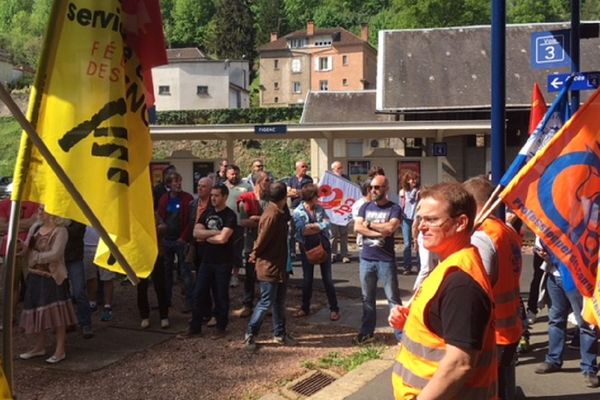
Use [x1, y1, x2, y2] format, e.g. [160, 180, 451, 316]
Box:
[293, 202, 331, 245]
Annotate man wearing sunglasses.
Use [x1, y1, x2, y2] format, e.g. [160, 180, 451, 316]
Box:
[353, 174, 403, 345]
[391, 183, 496, 400]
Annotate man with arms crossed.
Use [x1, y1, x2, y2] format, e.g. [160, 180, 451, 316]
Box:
[353, 174, 402, 345]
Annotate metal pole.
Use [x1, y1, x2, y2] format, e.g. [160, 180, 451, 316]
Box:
[2, 200, 22, 392]
[571, 0, 581, 113]
[491, 0, 506, 220]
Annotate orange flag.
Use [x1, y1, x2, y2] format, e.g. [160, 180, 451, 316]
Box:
[528, 82, 547, 135]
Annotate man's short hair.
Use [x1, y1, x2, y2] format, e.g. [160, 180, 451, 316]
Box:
[269, 182, 287, 202]
[226, 164, 240, 173]
[212, 183, 229, 197]
[301, 184, 319, 202]
[368, 165, 385, 178]
[165, 171, 182, 185]
[420, 182, 476, 231]
[463, 176, 494, 207]
[162, 165, 176, 179]
[360, 181, 370, 196]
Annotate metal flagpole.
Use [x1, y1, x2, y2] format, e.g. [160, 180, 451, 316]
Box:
[491, 0, 506, 221]
[571, 0, 581, 114]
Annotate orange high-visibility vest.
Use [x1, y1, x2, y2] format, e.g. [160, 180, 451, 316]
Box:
[393, 246, 497, 400]
[480, 216, 524, 345]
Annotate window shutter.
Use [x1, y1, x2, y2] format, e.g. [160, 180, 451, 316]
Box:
[314, 57, 320, 71]
[327, 56, 333, 71]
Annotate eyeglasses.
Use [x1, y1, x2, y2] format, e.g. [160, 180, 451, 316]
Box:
[416, 216, 454, 228]
[368, 185, 384, 191]
[300, 165, 308, 169]
[254, 164, 264, 168]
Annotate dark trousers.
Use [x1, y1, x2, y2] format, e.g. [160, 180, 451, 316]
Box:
[190, 262, 232, 332]
[527, 253, 545, 313]
[242, 256, 256, 307]
[498, 343, 518, 400]
[137, 255, 169, 319]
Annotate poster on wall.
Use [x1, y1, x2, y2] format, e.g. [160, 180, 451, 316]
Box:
[150, 162, 171, 187]
[398, 160, 421, 191]
[348, 160, 371, 185]
[193, 161, 215, 193]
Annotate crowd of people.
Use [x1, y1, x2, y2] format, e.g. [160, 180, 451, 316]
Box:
[1, 157, 596, 400]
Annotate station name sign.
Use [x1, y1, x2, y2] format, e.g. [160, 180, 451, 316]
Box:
[254, 124, 287, 134]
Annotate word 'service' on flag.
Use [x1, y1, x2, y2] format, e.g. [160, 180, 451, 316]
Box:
[12, 0, 167, 278]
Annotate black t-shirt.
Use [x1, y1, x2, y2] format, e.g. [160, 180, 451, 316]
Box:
[199, 206, 237, 265]
[425, 270, 492, 350]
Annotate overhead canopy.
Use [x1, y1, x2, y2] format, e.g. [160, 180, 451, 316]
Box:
[377, 22, 600, 111]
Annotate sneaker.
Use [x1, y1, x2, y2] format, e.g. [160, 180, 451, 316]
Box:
[584, 372, 600, 388]
[342, 257, 351, 263]
[527, 310, 537, 325]
[534, 362, 561, 374]
[230, 276, 240, 288]
[140, 319, 150, 329]
[82, 325, 94, 339]
[244, 334, 257, 352]
[517, 337, 530, 354]
[206, 317, 217, 327]
[352, 333, 375, 346]
[160, 318, 170, 329]
[233, 305, 253, 318]
[273, 333, 297, 346]
[100, 306, 113, 322]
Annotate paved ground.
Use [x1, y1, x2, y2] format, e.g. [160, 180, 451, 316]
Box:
[6, 249, 600, 399]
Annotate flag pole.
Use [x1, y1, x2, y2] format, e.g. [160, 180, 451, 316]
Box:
[1, 1, 67, 390]
[0, 85, 141, 289]
[474, 184, 503, 226]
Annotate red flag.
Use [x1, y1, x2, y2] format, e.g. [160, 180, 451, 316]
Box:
[122, 0, 168, 107]
[528, 82, 547, 135]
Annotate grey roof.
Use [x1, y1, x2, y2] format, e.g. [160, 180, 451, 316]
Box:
[259, 27, 373, 52]
[377, 22, 600, 111]
[301, 91, 395, 123]
[166, 47, 208, 62]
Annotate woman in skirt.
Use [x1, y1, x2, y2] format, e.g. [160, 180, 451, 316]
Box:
[18, 207, 77, 364]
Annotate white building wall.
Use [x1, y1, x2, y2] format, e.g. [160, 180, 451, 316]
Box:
[153, 61, 249, 111]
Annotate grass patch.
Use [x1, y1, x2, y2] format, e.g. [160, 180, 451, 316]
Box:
[302, 346, 384, 372]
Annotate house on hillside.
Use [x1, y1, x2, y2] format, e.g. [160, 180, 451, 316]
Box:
[0, 50, 24, 85]
[257, 21, 377, 107]
[152, 47, 250, 111]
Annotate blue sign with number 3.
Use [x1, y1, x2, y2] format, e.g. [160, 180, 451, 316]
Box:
[531, 30, 571, 70]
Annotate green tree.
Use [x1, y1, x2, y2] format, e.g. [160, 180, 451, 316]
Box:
[389, 0, 491, 28]
[507, 0, 568, 23]
[284, 0, 319, 31]
[252, 0, 287, 47]
[168, 0, 215, 49]
[206, 0, 256, 72]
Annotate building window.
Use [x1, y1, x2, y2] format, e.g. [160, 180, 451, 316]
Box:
[274, 97, 279, 103]
[158, 85, 170, 95]
[274, 59, 279, 70]
[342, 55, 348, 65]
[316, 56, 332, 72]
[342, 78, 348, 86]
[319, 80, 329, 91]
[293, 82, 301, 93]
[290, 38, 306, 48]
[274, 82, 279, 90]
[196, 85, 209, 95]
[292, 58, 301, 73]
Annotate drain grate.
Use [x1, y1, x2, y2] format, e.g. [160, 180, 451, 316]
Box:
[288, 371, 337, 397]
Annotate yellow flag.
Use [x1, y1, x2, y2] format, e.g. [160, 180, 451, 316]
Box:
[0, 365, 12, 400]
[12, 0, 166, 278]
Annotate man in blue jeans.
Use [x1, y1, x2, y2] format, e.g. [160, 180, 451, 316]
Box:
[534, 247, 599, 388]
[353, 174, 402, 345]
[243, 182, 296, 351]
[65, 221, 93, 338]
